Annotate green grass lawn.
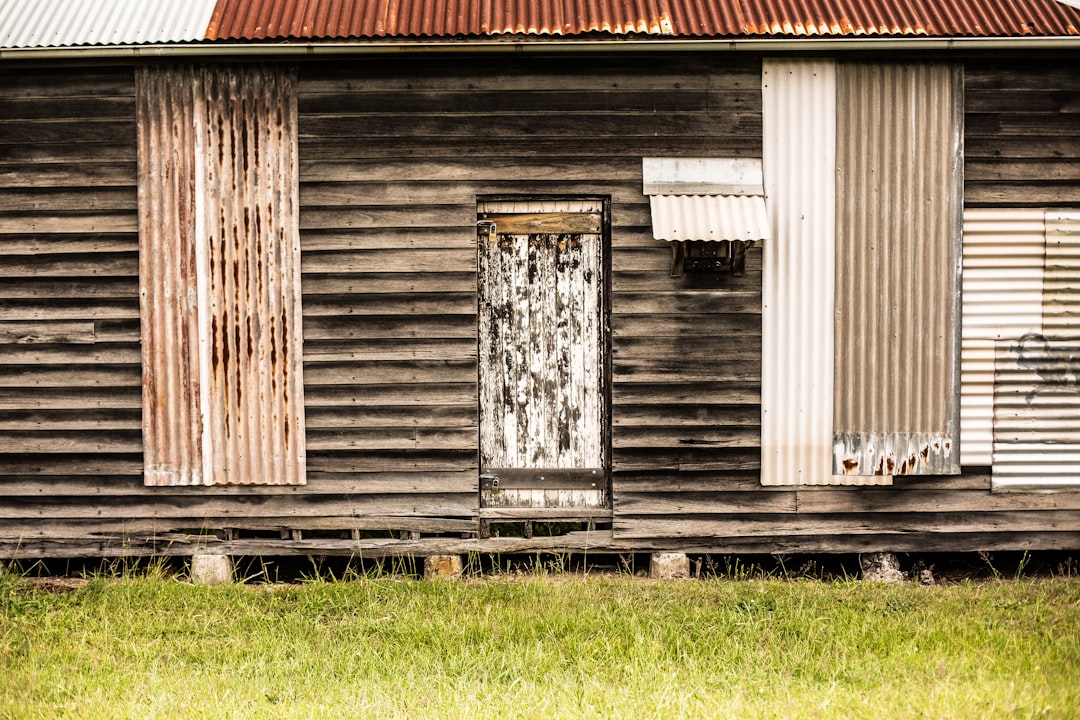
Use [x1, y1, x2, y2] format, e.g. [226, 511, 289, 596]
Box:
[1, 565, 1078, 719]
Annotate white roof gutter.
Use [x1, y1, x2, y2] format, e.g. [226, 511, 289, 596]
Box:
[3, 36, 1080, 59]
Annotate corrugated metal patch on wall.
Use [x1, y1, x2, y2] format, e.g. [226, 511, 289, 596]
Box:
[960, 209, 1046, 466]
[0, 0, 218, 47]
[647, 195, 769, 242]
[833, 62, 963, 477]
[138, 64, 306, 487]
[992, 210, 1080, 491]
[761, 59, 850, 486]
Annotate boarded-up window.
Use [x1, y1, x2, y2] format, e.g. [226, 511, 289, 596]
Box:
[137, 64, 305, 486]
[832, 63, 963, 478]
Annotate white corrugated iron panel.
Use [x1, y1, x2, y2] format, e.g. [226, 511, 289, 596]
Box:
[0, 0, 216, 47]
[647, 194, 770, 242]
[761, 59, 864, 485]
[960, 209, 1046, 466]
[991, 210, 1080, 491]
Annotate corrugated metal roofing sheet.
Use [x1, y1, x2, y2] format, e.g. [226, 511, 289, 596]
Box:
[0, 0, 218, 47]
[647, 195, 769, 242]
[205, 0, 1080, 39]
[1, 0, 1077, 46]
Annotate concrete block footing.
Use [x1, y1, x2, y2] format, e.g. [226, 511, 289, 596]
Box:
[424, 554, 464, 579]
[650, 552, 690, 580]
[860, 552, 904, 583]
[191, 554, 234, 585]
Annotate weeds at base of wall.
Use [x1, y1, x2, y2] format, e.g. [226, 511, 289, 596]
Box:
[3, 550, 1077, 586]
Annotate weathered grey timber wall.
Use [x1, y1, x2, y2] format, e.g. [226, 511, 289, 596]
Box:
[297, 55, 764, 529]
[1, 55, 1078, 558]
[965, 60, 1080, 207]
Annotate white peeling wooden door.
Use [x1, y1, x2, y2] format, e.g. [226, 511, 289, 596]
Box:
[477, 199, 607, 510]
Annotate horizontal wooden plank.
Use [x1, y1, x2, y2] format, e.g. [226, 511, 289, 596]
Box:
[965, 135, 1079, 160]
[0, 471, 475, 496]
[612, 447, 761, 473]
[612, 313, 761, 338]
[963, 183, 1080, 206]
[0, 211, 137, 234]
[0, 365, 139, 387]
[482, 211, 602, 235]
[303, 293, 475, 317]
[299, 113, 762, 141]
[298, 57, 758, 92]
[0, 96, 134, 121]
[300, 137, 761, 161]
[306, 383, 476, 407]
[965, 114, 1080, 136]
[611, 470, 990, 493]
[613, 404, 760, 427]
[307, 427, 476, 451]
[613, 426, 760, 449]
[303, 315, 477, 341]
[0, 233, 137, 255]
[301, 247, 475, 272]
[0, 430, 140, 453]
[613, 514, 1080, 542]
[0, 493, 477, 520]
[307, 450, 476, 474]
[0, 299, 138, 321]
[302, 272, 476, 294]
[7, 530, 1080, 560]
[614, 490, 796, 515]
[0, 68, 134, 98]
[300, 157, 642, 183]
[796, 489, 1080, 514]
[0, 162, 135, 188]
[965, 65, 1080, 92]
[0, 120, 135, 145]
[0, 278, 137, 299]
[300, 88, 715, 115]
[612, 290, 761, 315]
[480, 468, 604, 490]
[307, 404, 475, 428]
[305, 359, 476, 386]
[612, 381, 761, 405]
[0, 387, 141, 410]
[0, 143, 135, 165]
[613, 336, 760, 363]
[0, 253, 137, 277]
[966, 160, 1080, 181]
[303, 339, 476, 363]
[300, 227, 473, 251]
[612, 360, 760, 384]
[964, 90, 1080, 114]
[0, 409, 138, 431]
[0, 344, 139, 365]
[0, 187, 135, 212]
[0, 321, 95, 344]
[612, 269, 762, 293]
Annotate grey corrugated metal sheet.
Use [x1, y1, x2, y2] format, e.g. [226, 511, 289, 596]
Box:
[205, 0, 1080, 39]
[992, 210, 1080, 491]
[960, 209, 1047, 467]
[138, 64, 306, 487]
[832, 62, 963, 476]
[0, 0, 218, 47]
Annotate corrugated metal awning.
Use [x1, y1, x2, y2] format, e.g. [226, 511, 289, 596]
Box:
[643, 157, 770, 243]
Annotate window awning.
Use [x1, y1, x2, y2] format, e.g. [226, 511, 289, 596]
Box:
[643, 158, 770, 243]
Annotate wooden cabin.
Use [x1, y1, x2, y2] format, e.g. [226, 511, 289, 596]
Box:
[0, 0, 1078, 561]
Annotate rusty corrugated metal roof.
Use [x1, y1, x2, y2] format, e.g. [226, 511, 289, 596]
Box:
[205, 0, 1080, 39]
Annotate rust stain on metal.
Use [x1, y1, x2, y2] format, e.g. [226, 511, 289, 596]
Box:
[138, 64, 305, 487]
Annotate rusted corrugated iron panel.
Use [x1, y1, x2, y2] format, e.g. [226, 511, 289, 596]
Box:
[833, 62, 963, 476]
[0, 0, 218, 47]
[204, 0, 1080, 39]
[760, 59, 865, 486]
[960, 209, 1046, 466]
[138, 66, 203, 487]
[138, 64, 305, 487]
[477, 199, 605, 509]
